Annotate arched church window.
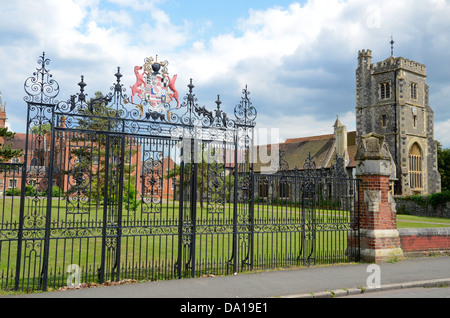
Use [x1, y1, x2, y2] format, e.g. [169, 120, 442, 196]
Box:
[379, 82, 391, 100]
[409, 143, 423, 190]
[258, 180, 268, 198]
[278, 181, 290, 198]
[411, 83, 418, 99]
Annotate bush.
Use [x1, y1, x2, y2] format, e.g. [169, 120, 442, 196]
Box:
[5, 187, 20, 196]
[38, 185, 64, 197]
[25, 184, 38, 197]
[428, 190, 450, 208]
[410, 195, 427, 207]
[51, 185, 64, 197]
[123, 184, 140, 212]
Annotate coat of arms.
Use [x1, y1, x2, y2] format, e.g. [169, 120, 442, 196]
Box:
[130, 56, 179, 116]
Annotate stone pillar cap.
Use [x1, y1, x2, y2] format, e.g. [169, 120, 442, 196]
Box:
[355, 133, 391, 161]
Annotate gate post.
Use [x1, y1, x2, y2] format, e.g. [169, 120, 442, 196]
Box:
[355, 133, 403, 263]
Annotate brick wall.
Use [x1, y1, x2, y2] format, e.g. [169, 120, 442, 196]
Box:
[352, 131, 448, 260]
[398, 228, 450, 255]
[355, 133, 404, 262]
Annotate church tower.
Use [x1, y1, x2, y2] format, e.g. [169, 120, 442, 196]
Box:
[355, 47, 441, 195]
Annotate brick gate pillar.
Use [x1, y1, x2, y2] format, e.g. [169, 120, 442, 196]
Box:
[355, 133, 403, 263]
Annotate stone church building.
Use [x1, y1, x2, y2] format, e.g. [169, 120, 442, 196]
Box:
[254, 48, 441, 197]
[0, 48, 443, 197]
[356, 49, 441, 195]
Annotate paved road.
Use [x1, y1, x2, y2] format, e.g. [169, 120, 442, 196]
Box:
[344, 286, 450, 298]
[3, 255, 449, 300]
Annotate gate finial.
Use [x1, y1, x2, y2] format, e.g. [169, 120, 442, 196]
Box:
[24, 52, 60, 104]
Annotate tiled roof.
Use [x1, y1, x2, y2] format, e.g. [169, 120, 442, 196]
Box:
[254, 131, 357, 173]
[4, 132, 27, 150]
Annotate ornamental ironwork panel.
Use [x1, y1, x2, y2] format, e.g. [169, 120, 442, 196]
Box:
[252, 154, 360, 268]
[0, 53, 359, 293]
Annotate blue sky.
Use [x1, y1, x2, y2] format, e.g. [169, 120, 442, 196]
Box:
[1, 0, 450, 147]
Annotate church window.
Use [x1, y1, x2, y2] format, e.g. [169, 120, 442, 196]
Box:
[278, 181, 290, 198]
[409, 143, 423, 190]
[381, 115, 387, 128]
[411, 83, 418, 99]
[379, 82, 391, 100]
[258, 180, 268, 198]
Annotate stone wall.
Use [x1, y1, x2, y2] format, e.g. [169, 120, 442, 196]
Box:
[394, 195, 450, 218]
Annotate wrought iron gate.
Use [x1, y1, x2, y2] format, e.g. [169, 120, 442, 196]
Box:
[252, 154, 360, 268]
[0, 53, 359, 292]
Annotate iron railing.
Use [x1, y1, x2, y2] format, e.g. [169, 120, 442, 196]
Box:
[0, 53, 360, 292]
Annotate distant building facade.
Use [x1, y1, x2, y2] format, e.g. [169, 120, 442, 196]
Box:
[254, 116, 357, 177]
[356, 49, 441, 195]
[0, 94, 178, 199]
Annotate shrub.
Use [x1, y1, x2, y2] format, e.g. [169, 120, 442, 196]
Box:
[25, 184, 37, 197]
[51, 185, 63, 197]
[39, 185, 64, 197]
[410, 195, 427, 207]
[123, 184, 140, 212]
[5, 187, 20, 196]
[428, 190, 450, 208]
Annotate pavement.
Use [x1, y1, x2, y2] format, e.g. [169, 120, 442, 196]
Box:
[3, 255, 449, 299]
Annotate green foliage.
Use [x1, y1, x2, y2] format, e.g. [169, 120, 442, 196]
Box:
[49, 185, 64, 197]
[25, 184, 38, 197]
[5, 187, 20, 196]
[428, 190, 450, 208]
[437, 141, 450, 192]
[63, 91, 137, 203]
[0, 127, 23, 162]
[29, 123, 52, 135]
[401, 190, 450, 210]
[401, 194, 428, 208]
[410, 194, 427, 207]
[123, 184, 140, 212]
[166, 158, 234, 205]
[5, 184, 64, 197]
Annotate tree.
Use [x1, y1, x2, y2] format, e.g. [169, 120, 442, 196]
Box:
[165, 145, 234, 211]
[64, 91, 138, 208]
[0, 127, 23, 162]
[437, 141, 450, 192]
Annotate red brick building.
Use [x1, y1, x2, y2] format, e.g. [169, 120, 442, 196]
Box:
[0, 100, 178, 200]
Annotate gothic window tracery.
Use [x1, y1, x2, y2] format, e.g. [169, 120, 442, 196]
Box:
[411, 83, 418, 99]
[409, 143, 423, 190]
[379, 82, 391, 100]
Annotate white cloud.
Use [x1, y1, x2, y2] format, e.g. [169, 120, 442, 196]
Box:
[257, 110, 356, 143]
[1, 0, 450, 149]
[435, 120, 450, 147]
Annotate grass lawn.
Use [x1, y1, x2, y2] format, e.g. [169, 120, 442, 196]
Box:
[397, 214, 450, 228]
[2, 196, 449, 291]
